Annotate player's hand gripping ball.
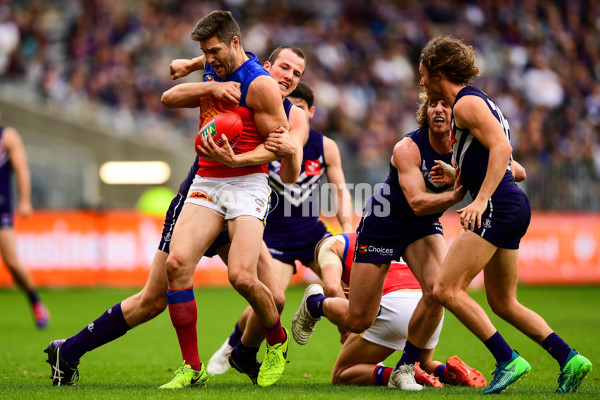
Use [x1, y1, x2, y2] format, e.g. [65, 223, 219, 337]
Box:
[195, 112, 242, 155]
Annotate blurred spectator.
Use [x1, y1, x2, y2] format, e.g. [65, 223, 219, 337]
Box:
[1, 0, 600, 209]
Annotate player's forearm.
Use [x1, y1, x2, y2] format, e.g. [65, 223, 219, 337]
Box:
[15, 169, 31, 205]
[335, 189, 354, 231]
[409, 191, 459, 217]
[475, 146, 511, 204]
[279, 152, 301, 184]
[230, 145, 279, 167]
[161, 82, 213, 108]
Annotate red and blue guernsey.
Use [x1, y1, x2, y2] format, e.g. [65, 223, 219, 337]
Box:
[198, 52, 271, 177]
[450, 86, 530, 249]
[0, 126, 14, 226]
[354, 126, 453, 264]
[263, 125, 330, 267]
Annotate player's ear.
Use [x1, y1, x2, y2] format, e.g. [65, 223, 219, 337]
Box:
[263, 61, 271, 70]
[231, 35, 240, 49]
[308, 105, 316, 119]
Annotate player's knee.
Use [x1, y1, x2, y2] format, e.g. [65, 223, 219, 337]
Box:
[330, 368, 343, 385]
[228, 271, 255, 297]
[323, 282, 340, 298]
[165, 254, 185, 278]
[346, 317, 372, 334]
[433, 282, 453, 308]
[488, 296, 516, 319]
[272, 290, 285, 314]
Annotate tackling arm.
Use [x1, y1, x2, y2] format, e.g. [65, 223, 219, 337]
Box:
[394, 138, 464, 217]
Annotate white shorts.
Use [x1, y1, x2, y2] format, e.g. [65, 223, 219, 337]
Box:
[185, 173, 270, 221]
[361, 291, 444, 351]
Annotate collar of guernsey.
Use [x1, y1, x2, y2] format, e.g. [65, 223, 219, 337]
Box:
[198, 52, 273, 178]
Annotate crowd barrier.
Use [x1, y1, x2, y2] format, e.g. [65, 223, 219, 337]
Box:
[0, 211, 598, 288]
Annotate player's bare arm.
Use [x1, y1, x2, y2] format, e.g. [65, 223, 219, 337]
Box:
[267, 105, 305, 183]
[393, 138, 463, 217]
[4, 128, 32, 218]
[161, 80, 241, 108]
[323, 137, 354, 232]
[245, 75, 289, 135]
[453, 96, 512, 230]
[198, 124, 293, 168]
[170, 55, 206, 80]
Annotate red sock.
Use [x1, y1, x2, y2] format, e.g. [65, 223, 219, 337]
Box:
[264, 316, 286, 346]
[167, 288, 201, 370]
[373, 366, 393, 385]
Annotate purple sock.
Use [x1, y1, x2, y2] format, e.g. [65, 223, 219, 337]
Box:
[542, 332, 573, 368]
[484, 331, 514, 363]
[61, 302, 130, 363]
[233, 340, 260, 367]
[306, 293, 326, 318]
[228, 323, 243, 347]
[27, 290, 40, 304]
[396, 340, 424, 367]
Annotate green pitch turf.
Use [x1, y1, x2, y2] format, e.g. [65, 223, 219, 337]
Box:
[0, 286, 598, 399]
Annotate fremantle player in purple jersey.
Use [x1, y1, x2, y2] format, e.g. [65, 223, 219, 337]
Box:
[43, 43, 307, 387]
[206, 82, 354, 377]
[419, 36, 592, 394]
[292, 91, 467, 391]
[0, 119, 49, 329]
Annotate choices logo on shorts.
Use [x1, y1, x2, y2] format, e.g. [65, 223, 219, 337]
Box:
[360, 245, 394, 256]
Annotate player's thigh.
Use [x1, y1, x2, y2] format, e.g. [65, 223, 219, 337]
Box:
[403, 233, 447, 289]
[257, 244, 285, 296]
[483, 248, 520, 304]
[347, 262, 388, 324]
[437, 230, 496, 291]
[332, 333, 394, 374]
[227, 216, 265, 274]
[272, 258, 294, 290]
[170, 203, 224, 267]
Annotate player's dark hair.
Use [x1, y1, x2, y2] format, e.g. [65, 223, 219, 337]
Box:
[268, 46, 306, 69]
[420, 36, 480, 85]
[288, 82, 314, 108]
[191, 10, 241, 44]
[416, 92, 428, 129]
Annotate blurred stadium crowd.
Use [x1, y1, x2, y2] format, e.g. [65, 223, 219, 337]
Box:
[1, 0, 600, 209]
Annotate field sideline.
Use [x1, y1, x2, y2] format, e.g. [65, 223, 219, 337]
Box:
[0, 285, 598, 399]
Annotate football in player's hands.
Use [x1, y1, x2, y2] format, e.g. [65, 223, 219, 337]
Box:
[195, 112, 242, 154]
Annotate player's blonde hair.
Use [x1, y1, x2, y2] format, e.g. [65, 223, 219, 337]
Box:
[420, 36, 480, 85]
[416, 92, 428, 129]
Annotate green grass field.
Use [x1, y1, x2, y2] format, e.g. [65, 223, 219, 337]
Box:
[0, 285, 598, 399]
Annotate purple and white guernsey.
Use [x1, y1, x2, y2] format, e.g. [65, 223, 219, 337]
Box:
[264, 126, 330, 267]
[450, 86, 530, 249]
